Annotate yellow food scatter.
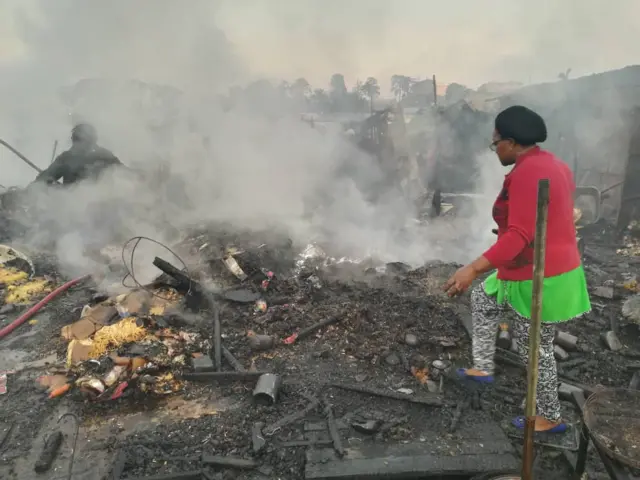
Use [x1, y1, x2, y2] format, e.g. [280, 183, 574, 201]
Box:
[411, 366, 429, 385]
[5, 279, 51, 304]
[149, 305, 165, 316]
[154, 372, 182, 394]
[89, 317, 148, 358]
[0, 267, 28, 285]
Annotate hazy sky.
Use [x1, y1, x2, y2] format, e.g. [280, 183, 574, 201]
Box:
[1, 0, 639, 92]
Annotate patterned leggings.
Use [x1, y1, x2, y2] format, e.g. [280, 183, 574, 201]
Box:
[471, 283, 562, 422]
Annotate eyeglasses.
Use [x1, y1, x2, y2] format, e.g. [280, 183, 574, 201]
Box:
[489, 138, 509, 152]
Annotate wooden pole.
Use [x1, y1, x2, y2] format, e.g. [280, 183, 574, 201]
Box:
[0, 138, 43, 173]
[432, 74, 438, 106]
[521, 178, 550, 480]
[50, 140, 58, 164]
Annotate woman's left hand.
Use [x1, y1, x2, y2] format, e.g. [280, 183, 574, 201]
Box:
[443, 264, 478, 297]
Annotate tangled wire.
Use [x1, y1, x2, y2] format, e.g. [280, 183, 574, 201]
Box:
[121, 235, 191, 301]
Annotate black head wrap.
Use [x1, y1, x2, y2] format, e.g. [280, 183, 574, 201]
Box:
[495, 105, 547, 146]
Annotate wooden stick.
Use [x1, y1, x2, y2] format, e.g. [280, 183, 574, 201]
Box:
[522, 179, 550, 480]
[432, 74, 438, 106]
[50, 140, 58, 164]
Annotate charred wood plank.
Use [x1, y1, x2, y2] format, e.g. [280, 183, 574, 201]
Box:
[34, 431, 64, 473]
[201, 454, 257, 470]
[180, 371, 267, 383]
[305, 452, 519, 479]
[123, 472, 202, 480]
[323, 396, 345, 458]
[263, 395, 321, 436]
[329, 383, 444, 407]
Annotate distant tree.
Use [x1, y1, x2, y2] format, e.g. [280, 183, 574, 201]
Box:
[444, 82, 470, 104]
[291, 78, 311, 98]
[391, 75, 414, 101]
[359, 77, 380, 112]
[329, 74, 348, 96]
[309, 88, 330, 113]
[289, 78, 311, 112]
[276, 80, 291, 104]
[348, 82, 368, 113]
[277, 80, 290, 93]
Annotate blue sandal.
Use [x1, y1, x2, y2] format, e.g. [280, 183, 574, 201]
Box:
[512, 416, 567, 433]
[456, 368, 494, 384]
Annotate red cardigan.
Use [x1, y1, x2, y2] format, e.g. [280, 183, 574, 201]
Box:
[483, 147, 581, 281]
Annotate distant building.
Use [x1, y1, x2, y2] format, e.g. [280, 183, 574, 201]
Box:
[401, 79, 448, 107]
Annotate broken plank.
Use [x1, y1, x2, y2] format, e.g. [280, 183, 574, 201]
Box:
[304, 452, 519, 479]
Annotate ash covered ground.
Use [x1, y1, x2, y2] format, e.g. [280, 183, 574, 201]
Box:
[1, 222, 639, 480]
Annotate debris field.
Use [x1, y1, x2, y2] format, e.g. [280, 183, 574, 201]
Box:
[1, 224, 640, 479]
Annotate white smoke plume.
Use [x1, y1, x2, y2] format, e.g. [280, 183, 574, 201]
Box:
[0, 0, 637, 281]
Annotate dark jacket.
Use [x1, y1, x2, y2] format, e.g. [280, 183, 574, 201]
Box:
[36, 143, 123, 185]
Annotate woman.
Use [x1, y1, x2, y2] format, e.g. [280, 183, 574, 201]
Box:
[443, 105, 590, 433]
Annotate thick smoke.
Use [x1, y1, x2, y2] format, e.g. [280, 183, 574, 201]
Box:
[1, 1, 636, 281]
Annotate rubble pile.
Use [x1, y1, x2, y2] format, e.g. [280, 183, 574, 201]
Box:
[44, 287, 203, 401]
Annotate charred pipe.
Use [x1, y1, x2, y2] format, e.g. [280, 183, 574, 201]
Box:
[253, 373, 282, 406]
[180, 371, 268, 383]
[221, 345, 245, 372]
[201, 454, 257, 470]
[153, 257, 192, 293]
[285, 316, 342, 344]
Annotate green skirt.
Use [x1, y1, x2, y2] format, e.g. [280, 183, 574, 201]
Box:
[483, 266, 591, 323]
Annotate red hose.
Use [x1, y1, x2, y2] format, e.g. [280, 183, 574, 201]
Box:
[0, 275, 90, 339]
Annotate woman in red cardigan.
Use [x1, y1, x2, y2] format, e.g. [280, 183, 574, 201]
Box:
[443, 106, 590, 433]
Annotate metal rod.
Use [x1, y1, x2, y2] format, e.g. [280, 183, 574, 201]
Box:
[221, 345, 245, 371]
[50, 140, 58, 164]
[521, 178, 550, 480]
[0, 138, 43, 173]
[57, 412, 81, 480]
[213, 301, 222, 372]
